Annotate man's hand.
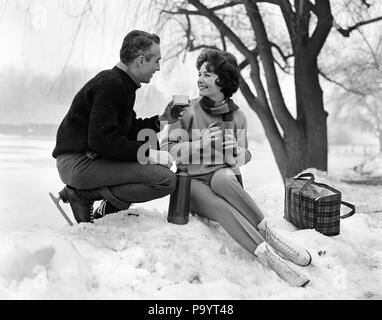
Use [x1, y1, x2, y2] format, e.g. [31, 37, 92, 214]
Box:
[159, 101, 188, 124]
[148, 149, 174, 168]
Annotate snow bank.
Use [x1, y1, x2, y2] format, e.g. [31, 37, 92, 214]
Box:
[353, 154, 382, 177]
[0, 169, 381, 300]
[0, 231, 96, 299]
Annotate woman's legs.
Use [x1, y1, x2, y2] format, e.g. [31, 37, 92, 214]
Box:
[190, 176, 310, 287]
[190, 178, 265, 254]
[210, 168, 311, 266]
[210, 168, 265, 226]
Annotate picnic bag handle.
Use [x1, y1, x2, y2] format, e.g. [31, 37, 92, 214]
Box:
[292, 173, 315, 194]
[290, 173, 315, 212]
[296, 172, 315, 181]
[340, 201, 355, 219]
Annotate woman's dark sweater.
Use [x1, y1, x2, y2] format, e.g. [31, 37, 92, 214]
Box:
[52, 67, 160, 162]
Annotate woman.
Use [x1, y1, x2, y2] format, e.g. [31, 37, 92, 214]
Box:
[161, 49, 312, 287]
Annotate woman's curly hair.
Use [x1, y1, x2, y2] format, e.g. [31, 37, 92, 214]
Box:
[196, 49, 240, 99]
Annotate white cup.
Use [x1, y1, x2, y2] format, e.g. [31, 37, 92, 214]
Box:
[173, 95, 189, 105]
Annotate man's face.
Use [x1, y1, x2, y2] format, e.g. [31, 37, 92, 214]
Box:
[138, 43, 161, 83]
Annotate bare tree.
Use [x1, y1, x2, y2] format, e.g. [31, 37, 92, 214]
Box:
[360, 96, 382, 153]
[151, 0, 382, 180]
[327, 32, 382, 153]
[4, 0, 381, 178]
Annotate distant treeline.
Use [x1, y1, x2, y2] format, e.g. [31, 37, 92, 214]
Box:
[0, 123, 58, 137]
[0, 66, 94, 125]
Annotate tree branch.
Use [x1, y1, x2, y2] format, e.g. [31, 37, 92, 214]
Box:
[49, 0, 92, 94]
[270, 41, 293, 63]
[278, 0, 297, 50]
[189, 44, 221, 52]
[243, 0, 294, 129]
[160, 1, 242, 16]
[333, 16, 382, 38]
[239, 74, 259, 112]
[209, 2, 242, 12]
[273, 56, 292, 74]
[240, 75, 288, 175]
[161, 9, 201, 16]
[309, 0, 333, 58]
[182, 13, 222, 54]
[319, 69, 366, 96]
[239, 48, 259, 70]
[220, 32, 227, 51]
[187, 0, 253, 59]
[239, 73, 287, 161]
[360, 0, 371, 9]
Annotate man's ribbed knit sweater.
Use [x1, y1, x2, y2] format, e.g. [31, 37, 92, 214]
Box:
[52, 66, 160, 162]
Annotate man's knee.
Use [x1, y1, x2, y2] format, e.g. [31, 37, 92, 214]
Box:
[165, 170, 177, 192]
[152, 167, 177, 192]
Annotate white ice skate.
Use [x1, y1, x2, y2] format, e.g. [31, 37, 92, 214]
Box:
[255, 242, 310, 288]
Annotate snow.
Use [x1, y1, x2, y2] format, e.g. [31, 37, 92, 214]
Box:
[353, 154, 382, 177]
[0, 135, 381, 299]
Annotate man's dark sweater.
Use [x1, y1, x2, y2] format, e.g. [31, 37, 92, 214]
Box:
[52, 66, 160, 162]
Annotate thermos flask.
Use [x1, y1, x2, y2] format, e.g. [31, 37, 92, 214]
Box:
[167, 167, 191, 225]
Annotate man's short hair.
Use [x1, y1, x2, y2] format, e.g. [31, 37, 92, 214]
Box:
[120, 30, 160, 64]
[196, 49, 240, 99]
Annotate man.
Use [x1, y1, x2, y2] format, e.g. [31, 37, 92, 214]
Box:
[50, 30, 181, 224]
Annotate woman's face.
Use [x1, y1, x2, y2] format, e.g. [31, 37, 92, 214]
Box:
[197, 62, 224, 101]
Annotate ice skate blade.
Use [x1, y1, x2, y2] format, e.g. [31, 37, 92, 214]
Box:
[49, 192, 74, 226]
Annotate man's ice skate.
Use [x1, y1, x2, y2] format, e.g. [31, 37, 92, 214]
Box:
[49, 186, 104, 224]
[93, 200, 122, 220]
[49, 191, 74, 226]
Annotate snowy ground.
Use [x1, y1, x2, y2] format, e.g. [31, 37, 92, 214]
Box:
[0, 135, 381, 300]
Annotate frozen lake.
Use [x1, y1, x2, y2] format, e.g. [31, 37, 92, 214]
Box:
[0, 135, 369, 235]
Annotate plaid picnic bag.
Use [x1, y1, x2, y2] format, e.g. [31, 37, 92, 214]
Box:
[284, 173, 355, 236]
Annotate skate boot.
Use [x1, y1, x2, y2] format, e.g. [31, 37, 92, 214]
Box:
[93, 200, 125, 220]
[254, 242, 310, 288]
[49, 186, 103, 224]
[258, 219, 312, 266]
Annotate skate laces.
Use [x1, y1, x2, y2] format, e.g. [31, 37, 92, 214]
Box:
[96, 200, 107, 216]
[265, 224, 302, 260]
[90, 203, 94, 222]
[265, 245, 302, 279]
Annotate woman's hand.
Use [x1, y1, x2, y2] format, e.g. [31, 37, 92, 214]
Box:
[223, 133, 238, 152]
[199, 126, 223, 149]
[223, 133, 240, 165]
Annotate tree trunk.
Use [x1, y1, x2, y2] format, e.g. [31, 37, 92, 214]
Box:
[287, 48, 328, 178]
[253, 54, 328, 180]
